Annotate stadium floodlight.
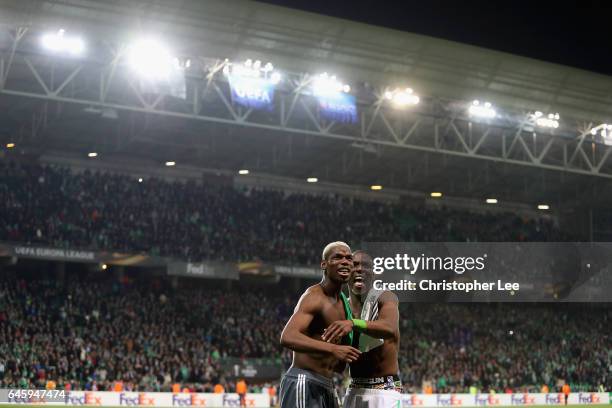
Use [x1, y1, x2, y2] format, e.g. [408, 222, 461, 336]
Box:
[127, 39, 178, 79]
[312, 73, 350, 96]
[538, 204, 550, 210]
[430, 192, 443, 198]
[101, 263, 108, 270]
[370, 185, 383, 191]
[532, 111, 560, 128]
[468, 100, 496, 119]
[223, 59, 281, 84]
[138, 178, 143, 183]
[384, 88, 420, 107]
[165, 161, 176, 167]
[590, 123, 612, 138]
[6, 143, 15, 148]
[486, 198, 498, 204]
[41, 29, 85, 55]
[87, 152, 97, 158]
[238, 169, 249, 175]
[307, 177, 318, 183]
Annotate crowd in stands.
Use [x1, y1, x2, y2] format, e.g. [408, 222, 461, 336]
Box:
[0, 162, 571, 265]
[0, 161, 606, 394]
[0, 275, 608, 393]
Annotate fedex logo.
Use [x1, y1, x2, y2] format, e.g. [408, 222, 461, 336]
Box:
[403, 395, 424, 406]
[172, 394, 207, 406]
[578, 393, 600, 404]
[119, 393, 155, 406]
[65, 392, 102, 405]
[511, 394, 536, 405]
[436, 395, 462, 406]
[475, 394, 500, 406]
[545, 394, 563, 405]
[222, 395, 255, 407]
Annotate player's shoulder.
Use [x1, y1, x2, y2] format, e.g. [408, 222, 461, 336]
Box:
[378, 290, 399, 304]
[296, 284, 326, 310]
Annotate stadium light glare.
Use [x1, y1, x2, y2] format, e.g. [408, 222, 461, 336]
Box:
[41, 29, 85, 55]
[127, 39, 177, 79]
[6, 143, 15, 148]
[384, 87, 420, 107]
[430, 192, 443, 198]
[165, 161, 176, 167]
[486, 198, 498, 204]
[87, 152, 97, 158]
[312, 73, 350, 96]
[590, 124, 612, 141]
[223, 59, 281, 84]
[101, 263, 108, 270]
[307, 177, 318, 183]
[532, 111, 560, 128]
[468, 100, 496, 119]
[238, 169, 249, 175]
[138, 178, 143, 183]
[370, 185, 383, 191]
[538, 204, 550, 210]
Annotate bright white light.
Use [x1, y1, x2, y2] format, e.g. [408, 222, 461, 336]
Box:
[88, 152, 97, 158]
[41, 29, 85, 55]
[101, 264, 108, 270]
[468, 100, 496, 118]
[385, 87, 420, 107]
[6, 143, 15, 148]
[538, 204, 550, 210]
[533, 112, 560, 128]
[165, 161, 176, 166]
[307, 177, 318, 183]
[312, 73, 350, 96]
[270, 72, 281, 84]
[127, 39, 176, 79]
[238, 169, 249, 175]
[486, 198, 498, 204]
[430, 192, 443, 198]
[138, 178, 143, 183]
[370, 185, 383, 191]
[224, 59, 281, 84]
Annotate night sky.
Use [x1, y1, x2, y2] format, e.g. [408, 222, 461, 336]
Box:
[258, 0, 612, 77]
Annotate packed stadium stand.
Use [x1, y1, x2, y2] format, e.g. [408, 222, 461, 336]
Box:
[0, 273, 609, 393]
[0, 162, 571, 265]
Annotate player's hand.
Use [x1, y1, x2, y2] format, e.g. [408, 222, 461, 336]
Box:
[331, 344, 361, 363]
[322, 320, 354, 343]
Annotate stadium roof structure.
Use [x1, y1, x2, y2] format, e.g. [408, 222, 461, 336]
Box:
[1, 0, 612, 208]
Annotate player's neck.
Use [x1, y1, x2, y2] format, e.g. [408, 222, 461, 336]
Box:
[319, 277, 342, 297]
[349, 291, 364, 313]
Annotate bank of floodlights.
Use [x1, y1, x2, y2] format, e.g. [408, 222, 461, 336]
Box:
[41, 29, 85, 55]
[468, 100, 496, 119]
[222, 59, 281, 84]
[312, 73, 350, 96]
[126, 39, 180, 80]
[533, 111, 560, 128]
[384, 88, 420, 107]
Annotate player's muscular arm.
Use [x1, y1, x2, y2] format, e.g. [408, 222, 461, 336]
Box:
[359, 292, 399, 339]
[280, 291, 361, 362]
[323, 292, 399, 342]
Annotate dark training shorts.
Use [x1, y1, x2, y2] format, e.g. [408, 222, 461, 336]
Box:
[280, 367, 339, 408]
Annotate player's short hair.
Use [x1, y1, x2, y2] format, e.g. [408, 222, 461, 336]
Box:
[322, 241, 351, 261]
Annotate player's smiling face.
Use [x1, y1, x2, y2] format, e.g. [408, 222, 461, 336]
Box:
[322, 246, 353, 283]
[350, 252, 373, 295]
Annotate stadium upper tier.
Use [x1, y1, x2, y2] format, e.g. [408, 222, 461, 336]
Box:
[0, 162, 571, 265]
